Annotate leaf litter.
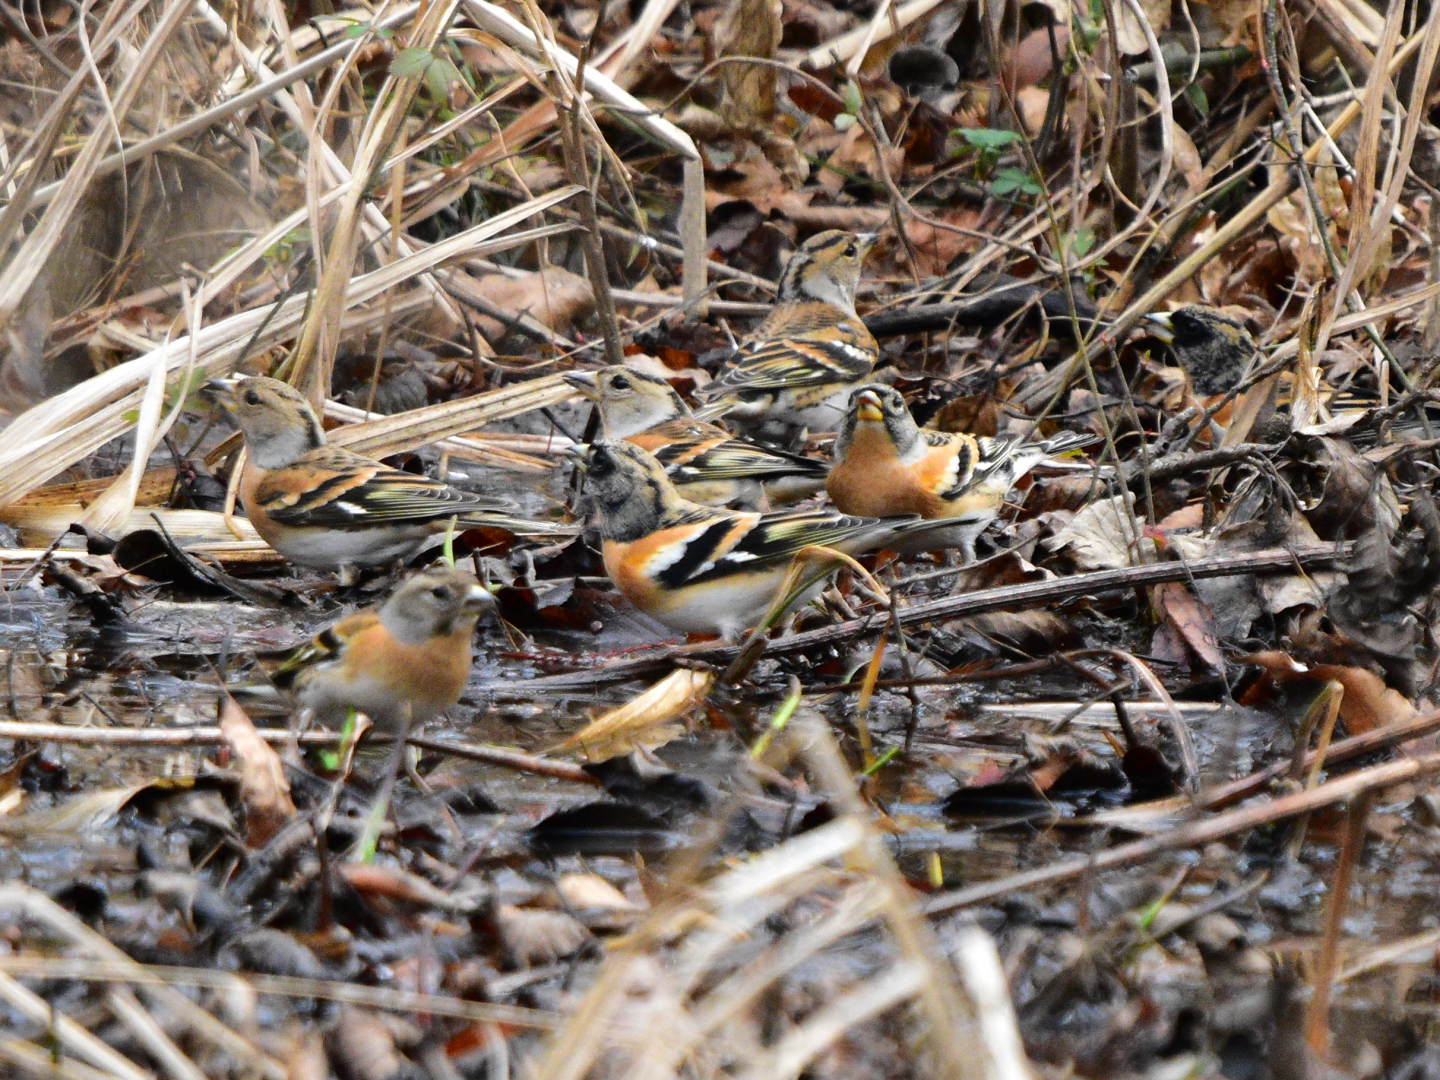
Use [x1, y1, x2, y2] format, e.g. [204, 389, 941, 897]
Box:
[4, 0, 1440, 1075]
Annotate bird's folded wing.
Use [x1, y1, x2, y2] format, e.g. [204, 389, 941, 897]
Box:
[682, 510, 890, 582]
[702, 337, 875, 394]
[273, 610, 376, 685]
[253, 448, 496, 527]
[662, 440, 829, 480]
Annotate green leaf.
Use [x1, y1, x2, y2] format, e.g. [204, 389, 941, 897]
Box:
[390, 46, 433, 79]
[1068, 227, 1096, 257]
[1184, 82, 1209, 117]
[842, 79, 862, 115]
[424, 56, 460, 99]
[860, 745, 899, 777]
[991, 167, 1041, 196]
[344, 23, 366, 37]
[958, 127, 1021, 151]
[834, 112, 856, 131]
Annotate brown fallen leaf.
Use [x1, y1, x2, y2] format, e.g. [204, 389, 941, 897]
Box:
[548, 668, 713, 761]
[284, 1029, 329, 1080]
[492, 904, 593, 968]
[219, 695, 296, 847]
[339, 862, 481, 914]
[1245, 651, 1417, 734]
[715, 0, 782, 125]
[469, 266, 594, 342]
[556, 872, 640, 913]
[328, 1007, 414, 1080]
[1151, 582, 1224, 672]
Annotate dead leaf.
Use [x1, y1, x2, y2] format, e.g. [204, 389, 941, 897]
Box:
[556, 872, 640, 913]
[952, 611, 1079, 656]
[1044, 492, 1156, 570]
[1151, 582, 1224, 671]
[1113, 0, 1169, 56]
[715, 0, 782, 125]
[1016, 86, 1050, 135]
[549, 668, 714, 760]
[220, 695, 295, 847]
[329, 1007, 411, 1080]
[1245, 651, 1416, 733]
[339, 862, 481, 913]
[469, 266, 594, 343]
[494, 904, 592, 967]
[1171, 119, 1204, 192]
[816, 123, 902, 194]
[0, 778, 193, 835]
[904, 211, 979, 277]
[284, 1030, 329, 1080]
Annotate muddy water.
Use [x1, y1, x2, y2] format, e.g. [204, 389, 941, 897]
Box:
[3, 569, 1440, 1059]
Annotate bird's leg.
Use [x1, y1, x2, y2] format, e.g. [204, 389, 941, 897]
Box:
[403, 742, 431, 794]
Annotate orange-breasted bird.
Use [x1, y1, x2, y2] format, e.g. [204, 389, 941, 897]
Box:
[826, 384, 1096, 561]
[577, 439, 956, 637]
[276, 566, 494, 732]
[204, 375, 572, 574]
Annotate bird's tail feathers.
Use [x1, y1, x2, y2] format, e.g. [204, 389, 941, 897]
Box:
[1035, 430, 1101, 457]
[456, 513, 577, 540]
[691, 399, 734, 423]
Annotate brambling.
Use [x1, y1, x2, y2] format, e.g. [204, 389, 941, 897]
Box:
[827, 385, 1097, 562]
[576, 439, 954, 638]
[1144, 306, 1257, 396]
[695, 230, 880, 437]
[204, 375, 573, 573]
[563, 366, 829, 508]
[276, 567, 494, 732]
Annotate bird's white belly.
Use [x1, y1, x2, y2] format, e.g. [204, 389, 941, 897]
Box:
[298, 669, 443, 731]
[776, 389, 852, 432]
[651, 572, 829, 638]
[273, 525, 430, 569]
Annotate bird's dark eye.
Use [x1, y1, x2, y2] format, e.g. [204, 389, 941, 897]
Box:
[610, 375, 630, 391]
[243, 390, 261, 406]
[844, 244, 857, 257]
[431, 586, 448, 599]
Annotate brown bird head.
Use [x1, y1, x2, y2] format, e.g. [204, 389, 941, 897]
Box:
[577, 440, 682, 543]
[204, 375, 325, 468]
[564, 367, 690, 437]
[774, 230, 879, 315]
[379, 567, 495, 645]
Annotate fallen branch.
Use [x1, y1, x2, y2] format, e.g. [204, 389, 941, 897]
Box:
[522, 543, 1351, 688]
[1086, 707, 1440, 824]
[1126, 443, 1277, 486]
[922, 749, 1440, 915]
[0, 723, 597, 786]
[863, 276, 1101, 339]
[0, 956, 557, 1029]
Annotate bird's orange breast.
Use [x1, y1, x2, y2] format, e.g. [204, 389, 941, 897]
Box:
[342, 623, 474, 711]
[827, 424, 939, 518]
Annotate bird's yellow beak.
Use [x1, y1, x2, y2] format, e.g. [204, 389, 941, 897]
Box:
[202, 376, 240, 410]
[1143, 312, 1175, 345]
[462, 583, 494, 615]
[855, 389, 884, 423]
[565, 443, 591, 471]
[563, 370, 601, 399]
